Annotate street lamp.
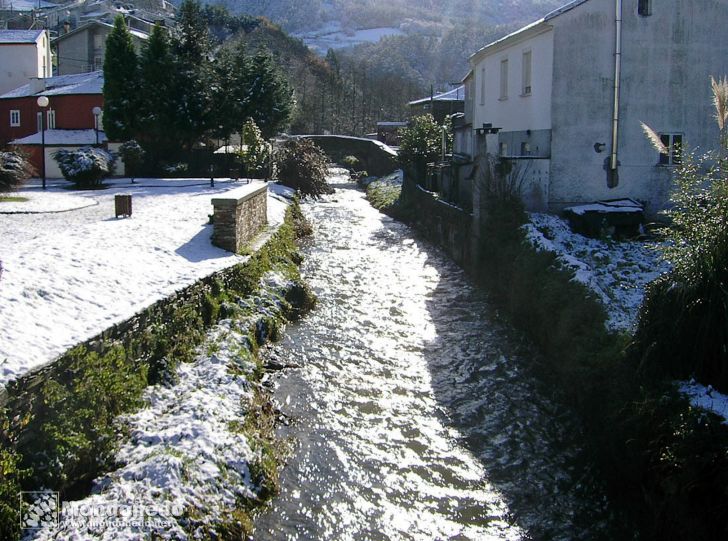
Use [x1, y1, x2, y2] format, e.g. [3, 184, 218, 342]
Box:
[37, 95, 49, 189]
[92, 106, 102, 146]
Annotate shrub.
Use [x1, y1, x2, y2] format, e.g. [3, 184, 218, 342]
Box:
[239, 119, 271, 179]
[162, 162, 189, 176]
[634, 82, 728, 391]
[632, 151, 728, 390]
[341, 155, 359, 169]
[0, 150, 34, 192]
[398, 114, 451, 180]
[14, 344, 148, 491]
[0, 417, 28, 541]
[117, 140, 145, 180]
[53, 147, 116, 188]
[275, 138, 333, 197]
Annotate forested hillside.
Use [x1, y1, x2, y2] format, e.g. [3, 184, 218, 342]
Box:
[198, 0, 564, 135]
[203, 6, 422, 136]
[208, 0, 564, 33]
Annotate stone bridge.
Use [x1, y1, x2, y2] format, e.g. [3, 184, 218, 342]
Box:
[297, 135, 398, 177]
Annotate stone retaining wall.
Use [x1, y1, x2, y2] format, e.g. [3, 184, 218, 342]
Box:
[211, 182, 268, 253]
[405, 181, 477, 269]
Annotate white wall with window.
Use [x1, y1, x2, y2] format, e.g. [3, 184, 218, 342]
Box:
[471, 26, 554, 134]
[638, 0, 652, 16]
[522, 50, 532, 95]
[499, 59, 509, 99]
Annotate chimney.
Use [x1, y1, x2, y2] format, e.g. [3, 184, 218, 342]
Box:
[29, 78, 47, 95]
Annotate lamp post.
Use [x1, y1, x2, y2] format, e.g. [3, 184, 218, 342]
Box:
[37, 95, 49, 189]
[92, 106, 102, 146]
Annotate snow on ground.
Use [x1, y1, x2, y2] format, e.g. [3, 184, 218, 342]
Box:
[28, 271, 295, 540]
[523, 212, 728, 422]
[0, 178, 292, 387]
[0, 191, 98, 213]
[523, 213, 669, 332]
[294, 21, 405, 54]
[679, 380, 728, 424]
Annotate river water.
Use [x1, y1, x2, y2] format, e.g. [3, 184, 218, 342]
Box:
[254, 172, 618, 540]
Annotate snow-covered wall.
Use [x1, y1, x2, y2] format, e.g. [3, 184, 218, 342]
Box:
[211, 183, 269, 253]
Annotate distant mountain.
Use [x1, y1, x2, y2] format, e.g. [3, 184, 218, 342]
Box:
[200, 0, 564, 91]
[207, 0, 564, 34]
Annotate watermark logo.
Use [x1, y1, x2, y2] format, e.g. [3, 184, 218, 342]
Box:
[18, 492, 184, 534]
[19, 491, 59, 531]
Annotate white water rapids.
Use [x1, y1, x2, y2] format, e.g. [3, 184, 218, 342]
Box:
[254, 172, 618, 540]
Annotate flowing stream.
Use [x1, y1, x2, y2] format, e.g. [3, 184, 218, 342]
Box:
[254, 172, 620, 540]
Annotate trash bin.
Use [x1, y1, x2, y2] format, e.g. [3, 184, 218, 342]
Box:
[115, 194, 132, 218]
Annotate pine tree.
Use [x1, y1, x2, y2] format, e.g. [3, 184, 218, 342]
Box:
[212, 39, 251, 142]
[172, 0, 215, 152]
[103, 15, 139, 141]
[137, 24, 178, 163]
[246, 48, 294, 138]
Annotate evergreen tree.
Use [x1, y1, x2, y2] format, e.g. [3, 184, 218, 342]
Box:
[137, 24, 178, 163]
[103, 15, 139, 141]
[172, 0, 215, 152]
[246, 48, 294, 138]
[212, 40, 251, 142]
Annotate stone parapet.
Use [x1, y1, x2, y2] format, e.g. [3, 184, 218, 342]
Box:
[211, 182, 268, 253]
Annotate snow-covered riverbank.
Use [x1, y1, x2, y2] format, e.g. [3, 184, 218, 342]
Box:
[0, 178, 292, 387]
[523, 212, 728, 423]
[27, 271, 297, 541]
[523, 212, 669, 332]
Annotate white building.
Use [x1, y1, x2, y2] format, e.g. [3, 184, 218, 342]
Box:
[462, 0, 728, 215]
[0, 30, 52, 96]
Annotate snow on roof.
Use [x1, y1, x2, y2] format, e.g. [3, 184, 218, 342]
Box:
[377, 122, 407, 127]
[564, 199, 644, 216]
[0, 0, 55, 11]
[408, 86, 464, 106]
[11, 129, 107, 145]
[0, 29, 44, 44]
[0, 71, 104, 99]
[53, 20, 150, 43]
[79, 10, 111, 18]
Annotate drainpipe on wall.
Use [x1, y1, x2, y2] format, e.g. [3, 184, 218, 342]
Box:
[608, 0, 623, 188]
